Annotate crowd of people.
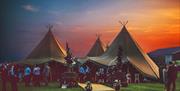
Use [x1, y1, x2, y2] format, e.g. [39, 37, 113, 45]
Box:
[0, 61, 179, 91]
[0, 62, 142, 91]
[78, 63, 142, 89]
[0, 63, 51, 91]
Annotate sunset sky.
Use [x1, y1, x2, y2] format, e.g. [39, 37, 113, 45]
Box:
[0, 0, 180, 60]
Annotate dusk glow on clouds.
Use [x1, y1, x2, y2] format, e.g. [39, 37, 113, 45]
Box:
[0, 0, 179, 60]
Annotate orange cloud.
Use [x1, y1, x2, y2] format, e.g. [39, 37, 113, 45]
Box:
[54, 0, 180, 56]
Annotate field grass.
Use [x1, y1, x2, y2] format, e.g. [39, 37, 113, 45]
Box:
[176, 61, 180, 65]
[0, 73, 180, 91]
[0, 82, 83, 91]
[121, 74, 180, 91]
[121, 83, 164, 91]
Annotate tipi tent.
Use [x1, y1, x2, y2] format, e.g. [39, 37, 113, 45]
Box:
[87, 36, 106, 57]
[89, 25, 160, 79]
[22, 27, 67, 64]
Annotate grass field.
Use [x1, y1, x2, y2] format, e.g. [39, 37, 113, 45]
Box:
[176, 61, 180, 65]
[121, 74, 180, 91]
[0, 73, 180, 91]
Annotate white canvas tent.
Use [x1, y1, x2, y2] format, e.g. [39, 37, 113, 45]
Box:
[87, 36, 106, 57]
[21, 28, 67, 64]
[89, 25, 160, 79]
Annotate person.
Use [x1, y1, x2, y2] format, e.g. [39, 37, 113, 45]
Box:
[1, 64, 8, 91]
[134, 73, 140, 83]
[85, 81, 92, 91]
[99, 68, 105, 83]
[43, 63, 51, 86]
[126, 72, 131, 84]
[162, 66, 168, 91]
[24, 65, 31, 87]
[79, 65, 86, 82]
[9, 64, 18, 91]
[85, 65, 91, 81]
[85, 65, 90, 73]
[61, 80, 68, 89]
[162, 66, 168, 83]
[95, 70, 100, 82]
[113, 80, 121, 91]
[17, 66, 23, 82]
[167, 61, 179, 91]
[79, 65, 90, 82]
[33, 65, 41, 87]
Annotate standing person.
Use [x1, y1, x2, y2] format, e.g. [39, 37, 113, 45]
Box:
[43, 63, 51, 86]
[167, 61, 179, 91]
[99, 68, 104, 83]
[79, 65, 85, 82]
[85, 81, 92, 91]
[33, 65, 41, 87]
[163, 66, 168, 91]
[85, 65, 91, 81]
[126, 72, 131, 84]
[17, 66, 23, 82]
[10, 64, 18, 91]
[24, 65, 31, 87]
[95, 70, 100, 82]
[163, 67, 168, 83]
[1, 64, 8, 91]
[134, 73, 140, 83]
[113, 80, 121, 91]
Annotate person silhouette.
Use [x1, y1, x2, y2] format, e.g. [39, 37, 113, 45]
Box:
[1, 64, 8, 91]
[167, 61, 179, 91]
[85, 81, 92, 91]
